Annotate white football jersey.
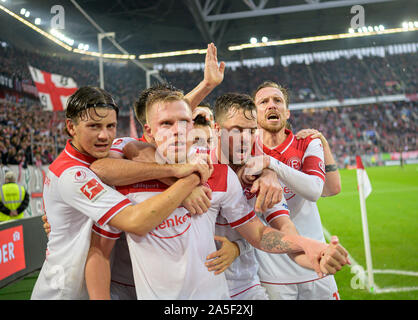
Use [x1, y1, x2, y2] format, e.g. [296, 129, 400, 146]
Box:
[94, 164, 255, 300]
[215, 185, 289, 298]
[254, 130, 327, 284]
[31, 141, 131, 300]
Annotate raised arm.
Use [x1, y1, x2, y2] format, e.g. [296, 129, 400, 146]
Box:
[184, 43, 225, 111]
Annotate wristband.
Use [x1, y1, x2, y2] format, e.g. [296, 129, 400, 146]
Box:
[325, 164, 338, 172]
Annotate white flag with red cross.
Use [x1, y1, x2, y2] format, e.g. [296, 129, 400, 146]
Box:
[28, 65, 78, 111]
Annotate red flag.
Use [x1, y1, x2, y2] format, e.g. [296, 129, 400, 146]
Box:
[28, 65, 78, 111]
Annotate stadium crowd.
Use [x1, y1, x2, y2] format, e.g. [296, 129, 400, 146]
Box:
[0, 42, 416, 167]
[0, 101, 66, 167]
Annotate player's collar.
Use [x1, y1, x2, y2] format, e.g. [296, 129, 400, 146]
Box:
[261, 129, 294, 154]
[64, 140, 97, 165]
[137, 135, 148, 143]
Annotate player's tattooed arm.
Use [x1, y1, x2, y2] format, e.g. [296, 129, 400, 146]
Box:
[259, 229, 292, 252]
[236, 218, 302, 254]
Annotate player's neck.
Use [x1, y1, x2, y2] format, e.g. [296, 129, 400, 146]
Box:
[216, 141, 230, 165]
[143, 133, 152, 143]
[260, 127, 287, 149]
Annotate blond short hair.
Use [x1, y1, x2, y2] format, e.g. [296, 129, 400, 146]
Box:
[145, 90, 189, 124]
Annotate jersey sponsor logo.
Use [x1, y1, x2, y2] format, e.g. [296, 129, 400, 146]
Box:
[283, 186, 296, 201]
[287, 156, 301, 171]
[80, 178, 106, 201]
[150, 213, 191, 239]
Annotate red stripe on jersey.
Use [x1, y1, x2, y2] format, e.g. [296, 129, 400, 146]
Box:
[265, 210, 289, 224]
[92, 224, 122, 239]
[137, 135, 147, 142]
[230, 210, 256, 228]
[260, 276, 325, 285]
[206, 164, 228, 192]
[230, 284, 261, 298]
[110, 148, 123, 153]
[49, 141, 96, 177]
[97, 198, 131, 226]
[302, 155, 326, 181]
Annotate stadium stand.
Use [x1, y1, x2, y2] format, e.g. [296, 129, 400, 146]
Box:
[0, 42, 416, 166]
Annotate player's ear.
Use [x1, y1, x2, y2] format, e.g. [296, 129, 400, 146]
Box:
[214, 122, 221, 136]
[285, 108, 290, 120]
[66, 119, 76, 137]
[144, 123, 153, 140]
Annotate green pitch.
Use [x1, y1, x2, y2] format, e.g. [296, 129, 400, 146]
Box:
[1, 164, 417, 300]
[318, 164, 418, 300]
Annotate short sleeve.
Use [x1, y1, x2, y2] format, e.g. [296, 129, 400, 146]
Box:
[110, 137, 137, 155]
[262, 197, 290, 225]
[301, 139, 326, 181]
[92, 223, 123, 240]
[58, 166, 131, 226]
[220, 167, 256, 229]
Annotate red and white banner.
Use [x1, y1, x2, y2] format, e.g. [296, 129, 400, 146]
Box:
[28, 65, 78, 111]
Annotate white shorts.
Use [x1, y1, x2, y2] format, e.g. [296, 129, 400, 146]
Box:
[261, 276, 340, 300]
[230, 284, 270, 300]
[110, 280, 137, 300]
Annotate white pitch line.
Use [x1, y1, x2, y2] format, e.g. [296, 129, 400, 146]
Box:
[374, 286, 418, 294]
[322, 227, 418, 294]
[373, 269, 418, 277]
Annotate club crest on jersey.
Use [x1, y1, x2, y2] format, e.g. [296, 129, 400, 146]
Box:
[113, 138, 124, 146]
[74, 169, 87, 182]
[287, 156, 301, 170]
[80, 178, 106, 201]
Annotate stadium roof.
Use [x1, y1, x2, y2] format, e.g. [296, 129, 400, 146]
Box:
[0, 0, 417, 62]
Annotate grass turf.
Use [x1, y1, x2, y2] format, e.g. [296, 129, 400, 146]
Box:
[318, 164, 418, 300]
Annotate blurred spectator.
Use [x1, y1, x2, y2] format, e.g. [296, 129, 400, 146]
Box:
[0, 171, 29, 222]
